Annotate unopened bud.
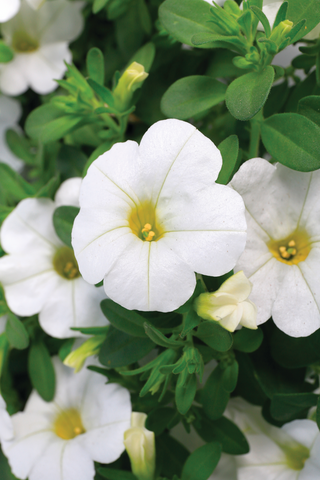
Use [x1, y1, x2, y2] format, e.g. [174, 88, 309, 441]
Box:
[113, 62, 148, 111]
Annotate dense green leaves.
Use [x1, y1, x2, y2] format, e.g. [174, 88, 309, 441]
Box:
[287, 0, 320, 41]
[226, 66, 275, 121]
[53, 206, 79, 248]
[181, 442, 222, 480]
[161, 76, 227, 119]
[99, 327, 154, 367]
[28, 342, 55, 402]
[100, 299, 147, 337]
[261, 113, 320, 171]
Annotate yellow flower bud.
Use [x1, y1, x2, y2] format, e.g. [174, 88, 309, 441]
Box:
[195, 271, 257, 332]
[63, 335, 105, 373]
[113, 62, 148, 111]
[124, 412, 156, 480]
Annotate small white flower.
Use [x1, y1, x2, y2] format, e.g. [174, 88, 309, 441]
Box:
[0, 95, 23, 171]
[124, 412, 156, 480]
[0, 0, 84, 95]
[72, 119, 247, 312]
[226, 398, 320, 480]
[230, 158, 320, 337]
[195, 271, 257, 332]
[0, 182, 107, 339]
[0, 358, 132, 480]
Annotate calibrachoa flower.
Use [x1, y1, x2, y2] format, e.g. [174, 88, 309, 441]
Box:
[0, 95, 23, 170]
[0, 358, 132, 480]
[0, 0, 84, 95]
[226, 398, 320, 480]
[72, 119, 247, 312]
[0, 0, 48, 22]
[230, 158, 320, 337]
[195, 271, 257, 332]
[0, 181, 107, 339]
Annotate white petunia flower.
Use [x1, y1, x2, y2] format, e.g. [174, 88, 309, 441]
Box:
[0, 182, 107, 339]
[0, 0, 84, 95]
[230, 158, 320, 337]
[72, 119, 247, 312]
[54, 177, 82, 208]
[195, 271, 257, 332]
[0, 358, 132, 480]
[0, 95, 23, 171]
[226, 397, 320, 480]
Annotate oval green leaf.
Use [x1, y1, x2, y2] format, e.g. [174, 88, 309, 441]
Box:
[28, 342, 55, 402]
[181, 442, 222, 480]
[226, 66, 275, 121]
[53, 206, 79, 248]
[5, 313, 29, 350]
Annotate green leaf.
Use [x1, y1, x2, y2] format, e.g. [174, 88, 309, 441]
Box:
[181, 442, 222, 480]
[5, 313, 29, 350]
[98, 468, 137, 480]
[156, 433, 190, 479]
[0, 286, 9, 317]
[195, 322, 233, 352]
[128, 42, 155, 73]
[226, 66, 275, 121]
[264, 80, 289, 118]
[175, 371, 197, 415]
[99, 327, 154, 368]
[0, 163, 36, 203]
[87, 48, 105, 85]
[298, 95, 320, 126]
[100, 299, 146, 337]
[221, 360, 238, 393]
[216, 135, 240, 185]
[270, 393, 318, 421]
[0, 41, 14, 63]
[180, 308, 202, 338]
[53, 206, 79, 248]
[144, 323, 184, 348]
[201, 366, 230, 420]
[233, 328, 263, 353]
[161, 76, 227, 120]
[35, 175, 60, 200]
[250, 6, 271, 37]
[28, 341, 55, 402]
[316, 396, 320, 430]
[270, 327, 320, 368]
[261, 113, 320, 171]
[93, 0, 110, 14]
[71, 326, 109, 335]
[25, 104, 82, 143]
[87, 79, 114, 107]
[235, 351, 267, 405]
[274, 1, 289, 28]
[146, 407, 178, 435]
[159, 0, 222, 49]
[5, 130, 36, 166]
[287, 0, 320, 41]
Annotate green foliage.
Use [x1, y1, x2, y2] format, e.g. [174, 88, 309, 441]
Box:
[98, 468, 137, 480]
[195, 322, 233, 352]
[233, 328, 263, 353]
[53, 206, 79, 248]
[226, 66, 275, 120]
[0, 164, 36, 204]
[200, 365, 230, 420]
[161, 76, 227, 120]
[5, 314, 29, 350]
[181, 442, 222, 480]
[146, 407, 178, 435]
[270, 393, 318, 421]
[216, 134, 240, 184]
[86, 47, 105, 85]
[287, 0, 320, 41]
[261, 113, 320, 171]
[0, 42, 14, 63]
[28, 341, 55, 402]
[156, 433, 190, 479]
[100, 299, 147, 337]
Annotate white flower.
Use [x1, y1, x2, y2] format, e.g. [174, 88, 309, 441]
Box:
[0, 358, 132, 480]
[54, 177, 82, 208]
[0, 0, 84, 95]
[72, 119, 247, 312]
[0, 0, 48, 22]
[226, 398, 320, 480]
[0, 95, 23, 171]
[124, 412, 156, 480]
[230, 158, 320, 337]
[0, 182, 107, 339]
[195, 271, 257, 332]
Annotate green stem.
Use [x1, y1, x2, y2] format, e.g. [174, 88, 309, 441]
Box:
[248, 109, 263, 158]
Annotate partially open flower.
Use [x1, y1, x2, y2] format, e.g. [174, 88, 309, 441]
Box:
[195, 271, 257, 332]
[72, 119, 247, 312]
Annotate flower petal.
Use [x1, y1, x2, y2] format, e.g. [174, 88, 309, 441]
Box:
[297, 170, 320, 239]
[39, 278, 107, 338]
[55, 178, 82, 207]
[103, 236, 196, 311]
[272, 264, 320, 337]
[240, 300, 258, 329]
[38, 0, 84, 44]
[282, 420, 318, 450]
[139, 119, 222, 204]
[0, 0, 20, 22]
[0, 56, 30, 96]
[230, 158, 312, 240]
[0, 197, 61, 254]
[218, 271, 252, 302]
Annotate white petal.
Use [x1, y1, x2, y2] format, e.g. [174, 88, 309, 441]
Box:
[38, 0, 84, 44]
[0, 197, 61, 254]
[0, 395, 14, 455]
[238, 433, 287, 467]
[218, 271, 252, 302]
[139, 119, 222, 204]
[297, 170, 320, 239]
[160, 184, 246, 276]
[26, 0, 46, 9]
[0, 253, 61, 316]
[55, 178, 82, 207]
[39, 278, 107, 338]
[219, 305, 243, 332]
[230, 158, 312, 240]
[0, 95, 22, 124]
[240, 300, 258, 329]
[282, 420, 319, 450]
[272, 264, 320, 337]
[0, 57, 30, 96]
[237, 465, 297, 480]
[0, 0, 20, 22]
[103, 236, 196, 311]
[29, 437, 94, 480]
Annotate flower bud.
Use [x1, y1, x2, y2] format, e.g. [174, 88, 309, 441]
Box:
[194, 271, 257, 332]
[63, 335, 105, 372]
[113, 62, 148, 111]
[124, 412, 156, 480]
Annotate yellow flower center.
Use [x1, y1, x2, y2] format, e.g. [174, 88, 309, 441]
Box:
[12, 31, 39, 53]
[268, 231, 311, 265]
[128, 201, 164, 242]
[53, 246, 81, 280]
[54, 408, 85, 440]
[284, 443, 310, 471]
